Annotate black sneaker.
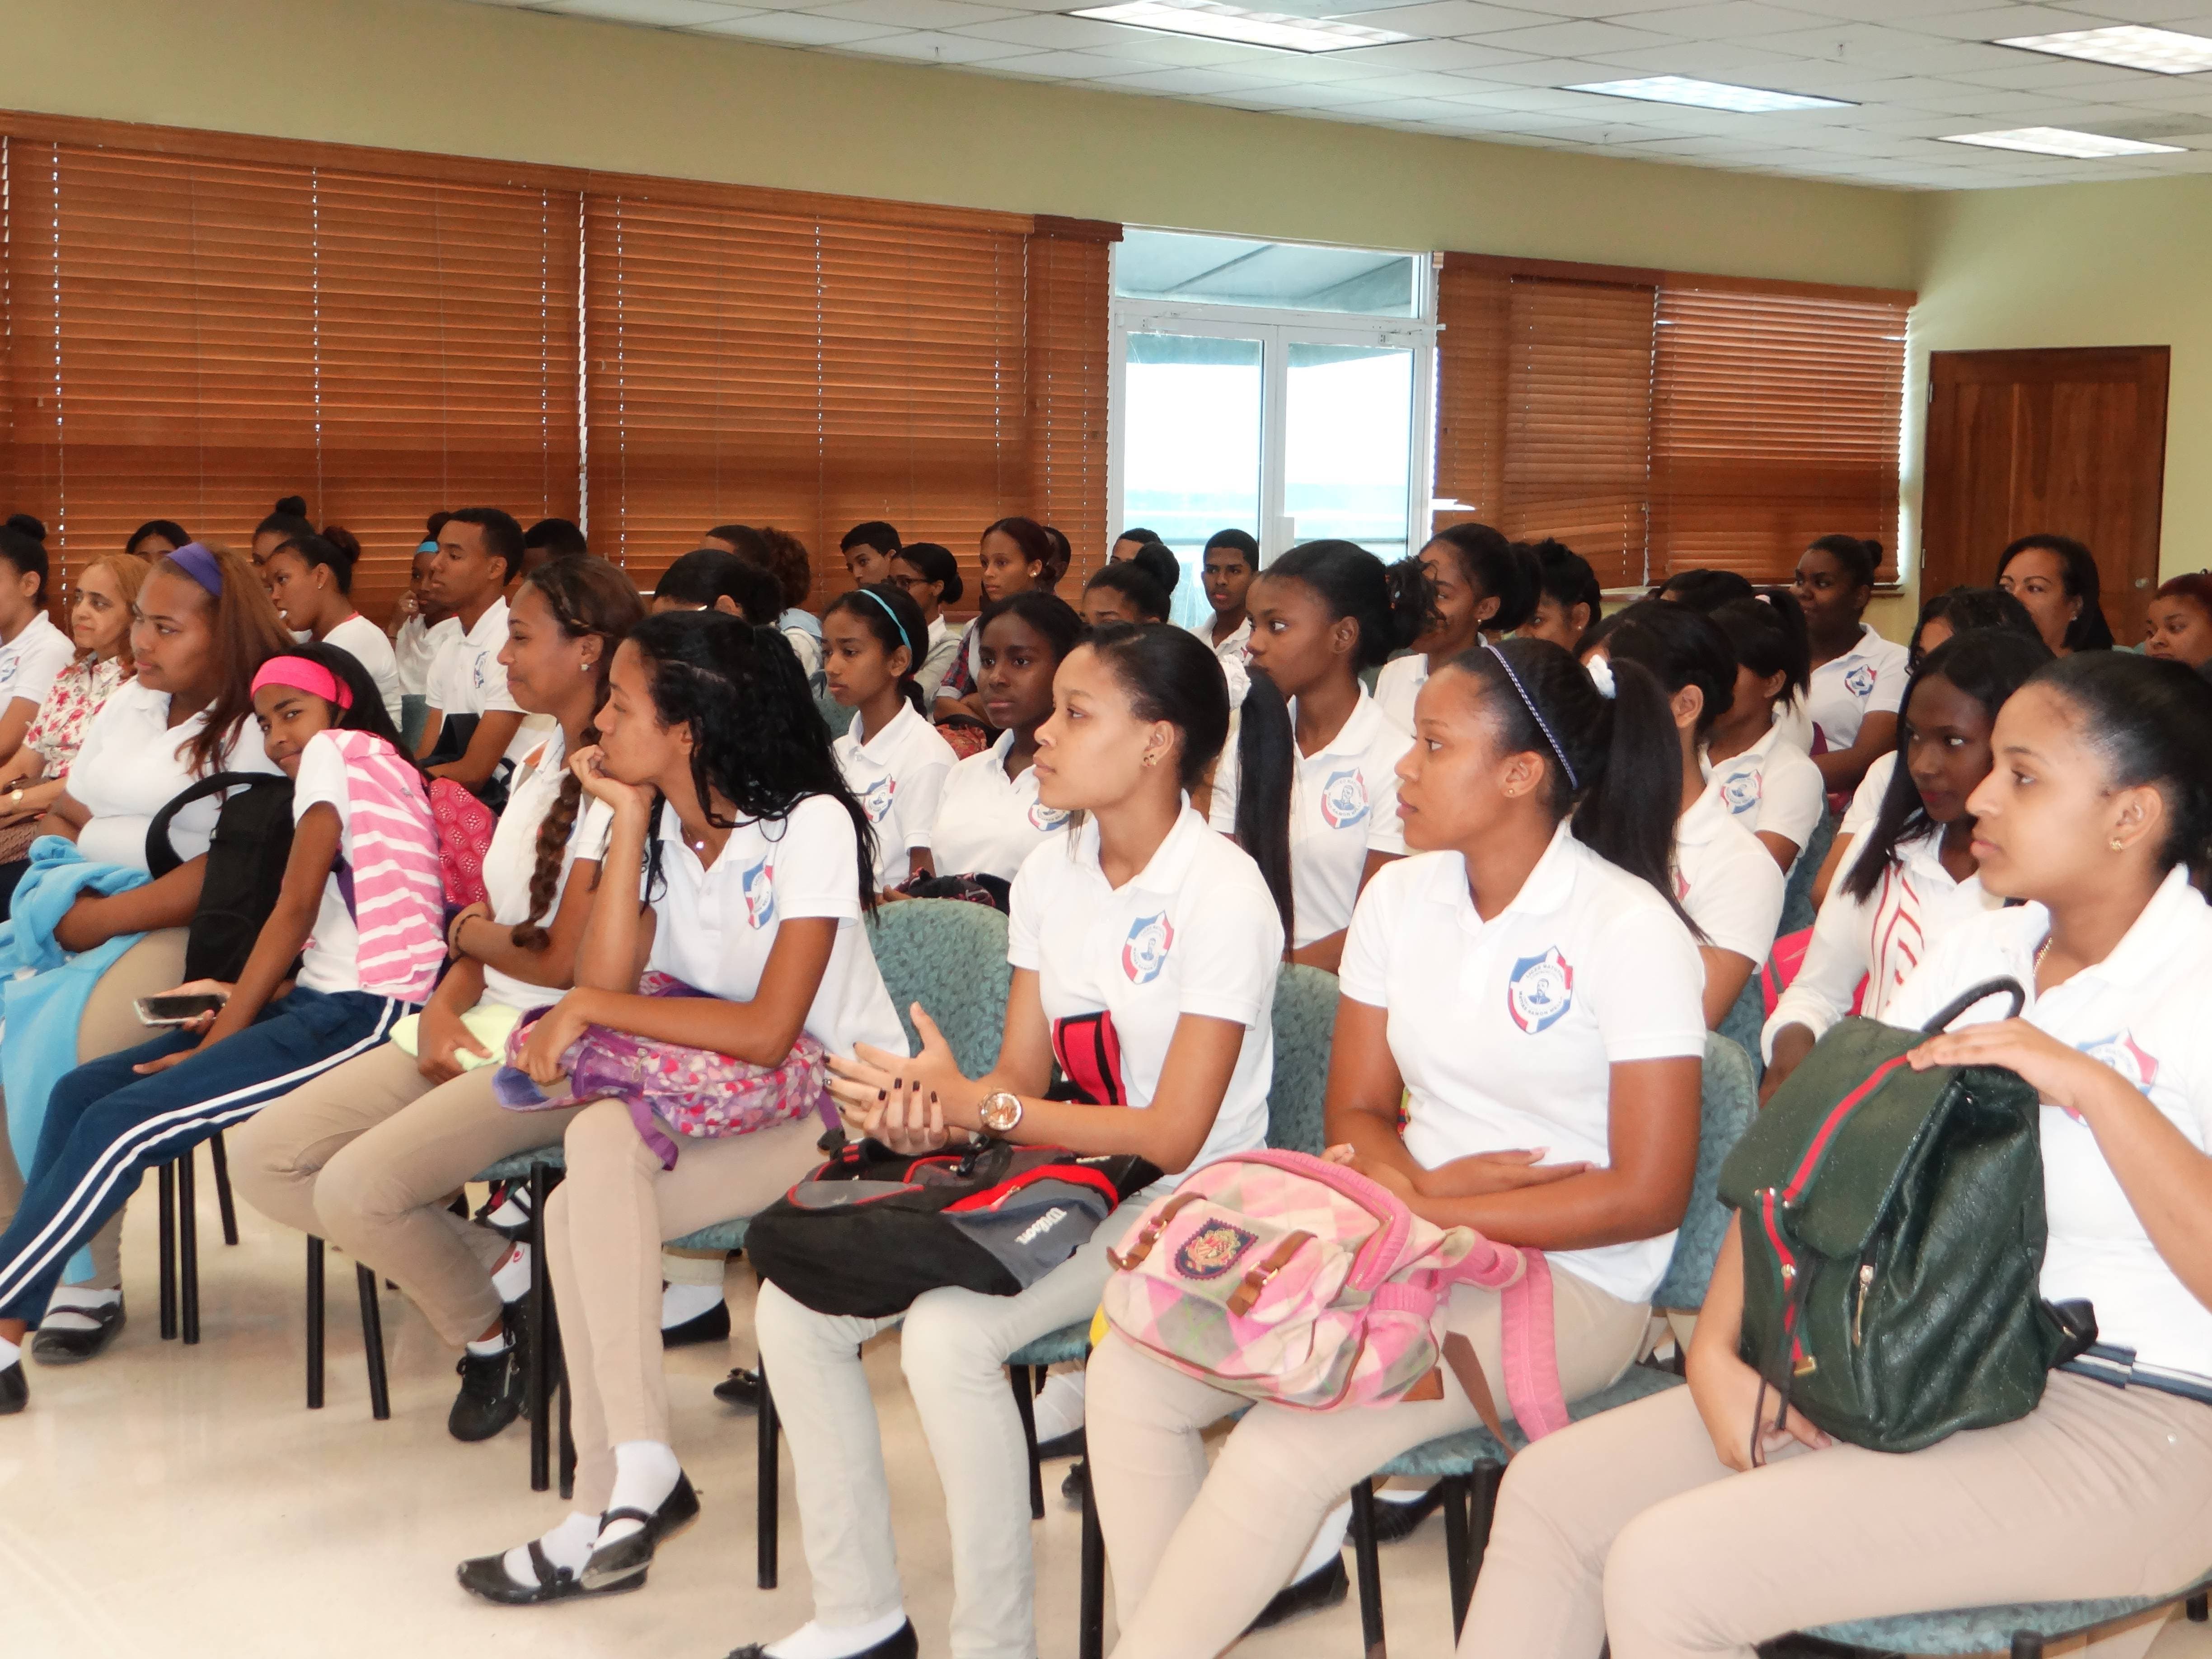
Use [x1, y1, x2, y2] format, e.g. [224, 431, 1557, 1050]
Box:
[713, 1367, 761, 1410]
[449, 1343, 521, 1442]
[0, 1359, 25, 1415]
[661, 1299, 730, 1349]
[31, 1298, 126, 1364]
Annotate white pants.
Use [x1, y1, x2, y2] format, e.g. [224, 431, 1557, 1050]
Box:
[754, 1209, 1134, 1659]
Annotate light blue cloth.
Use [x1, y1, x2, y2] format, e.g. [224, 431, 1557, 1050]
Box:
[2, 836, 150, 1285]
[778, 607, 822, 640]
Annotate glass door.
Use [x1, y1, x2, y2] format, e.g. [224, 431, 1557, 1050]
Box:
[1282, 339, 1417, 565]
[1120, 328, 1264, 628]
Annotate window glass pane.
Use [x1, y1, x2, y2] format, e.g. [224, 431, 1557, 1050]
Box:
[1123, 333, 1262, 627]
[1285, 342, 1414, 563]
[1116, 230, 1417, 319]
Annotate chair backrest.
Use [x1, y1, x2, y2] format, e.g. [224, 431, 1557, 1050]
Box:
[863, 899, 1012, 1077]
[1265, 963, 1336, 1155]
[1651, 1031, 1759, 1312]
[815, 687, 856, 739]
[1716, 973, 1767, 1083]
[1780, 809, 1837, 937]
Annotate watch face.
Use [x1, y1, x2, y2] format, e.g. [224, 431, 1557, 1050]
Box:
[983, 1093, 1020, 1131]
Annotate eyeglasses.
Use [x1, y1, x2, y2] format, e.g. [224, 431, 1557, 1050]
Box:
[883, 572, 930, 593]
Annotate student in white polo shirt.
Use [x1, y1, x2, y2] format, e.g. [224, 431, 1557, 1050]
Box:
[1374, 523, 1537, 736]
[1206, 539, 1422, 970]
[823, 582, 957, 893]
[1705, 591, 1825, 873]
[1088, 635, 1706, 1656]
[1462, 649, 2212, 1654]
[742, 622, 1288, 1659]
[1794, 534, 1909, 797]
[1588, 601, 1785, 1028]
[0, 524, 83, 770]
[458, 608, 907, 1607]
[417, 507, 530, 796]
[1187, 529, 1257, 686]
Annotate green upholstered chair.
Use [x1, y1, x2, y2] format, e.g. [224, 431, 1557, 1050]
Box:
[865, 898, 1014, 1078]
[1794, 1584, 2210, 1657]
[1780, 808, 1837, 937]
[815, 687, 856, 739]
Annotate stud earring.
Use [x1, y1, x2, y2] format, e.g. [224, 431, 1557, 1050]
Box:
[2110, 836, 2126, 852]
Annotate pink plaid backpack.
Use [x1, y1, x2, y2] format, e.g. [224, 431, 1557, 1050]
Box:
[1101, 1148, 1571, 1441]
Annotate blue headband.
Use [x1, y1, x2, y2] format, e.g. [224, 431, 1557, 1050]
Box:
[857, 588, 917, 667]
[416, 539, 439, 555]
[169, 542, 224, 598]
[1482, 640, 1577, 791]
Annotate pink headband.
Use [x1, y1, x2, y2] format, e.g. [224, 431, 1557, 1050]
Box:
[251, 656, 353, 711]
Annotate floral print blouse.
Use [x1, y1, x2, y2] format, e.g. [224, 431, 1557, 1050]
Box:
[27, 655, 127, 780]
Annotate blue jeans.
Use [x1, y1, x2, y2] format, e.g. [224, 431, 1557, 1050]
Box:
[0, 986, 407, 1323]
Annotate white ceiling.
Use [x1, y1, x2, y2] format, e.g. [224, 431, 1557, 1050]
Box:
[463, 0, 2212, 188]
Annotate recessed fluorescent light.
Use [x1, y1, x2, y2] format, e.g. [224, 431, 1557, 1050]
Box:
[1998, 25, 2212, 75]
[1939, 126, 2184, 158]
[1567, 75, 1852, 112]
[1069, 0, 1409, 52]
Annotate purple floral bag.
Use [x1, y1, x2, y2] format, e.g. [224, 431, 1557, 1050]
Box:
[493, 973, 834, 1168]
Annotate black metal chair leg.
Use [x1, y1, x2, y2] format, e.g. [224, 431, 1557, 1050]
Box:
[1010, 1364, 1044, 1520]
[1442, 1475, 1473, 1639]
[1469, 1462, 1499, 1586]
[558, 1363, 575, 1501]
[1079, 1433, 1105, 1659]
[2010, 1634, 2043, 1659]
[1351, 1479, 1387, 1659]
[157, 1162, 177, 1340]
[758, 1364, 781, 1589]
[2191, 1592, 2209, 1622]
[305, 1237, 325, 1409]
[355, 1263, 390, 1421]
[528, 1161, 551, 1493]
[178, 1148, 200, 1345]
[209, 1130, 239, 1246]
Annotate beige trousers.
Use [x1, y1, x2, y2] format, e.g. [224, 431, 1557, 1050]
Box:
[1462, 1371, 2212, 1659]
[545, 1101, 823, 1513]
[1087, 1267, 1651, 1659]
[228, 1040, 579, 1346]
[0, 929, 190, 1292]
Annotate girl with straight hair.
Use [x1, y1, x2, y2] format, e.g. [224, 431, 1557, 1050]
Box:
[1375, 522, 1539, 736]
[263, 530, 404, 726]
[1792, 534, 1908, 795]
[1704, 590, 1824, 872]
[1997, 532, 2114, 656]
[824, 582, 956, 892]
[1463, 650, 2212, 1657]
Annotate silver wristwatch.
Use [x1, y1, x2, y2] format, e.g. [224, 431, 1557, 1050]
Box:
[978, 1090, 1025, 1135]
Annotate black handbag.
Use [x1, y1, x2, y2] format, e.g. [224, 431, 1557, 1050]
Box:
[147, 772, 297, 985]
[1718, 977, 2090, 1456]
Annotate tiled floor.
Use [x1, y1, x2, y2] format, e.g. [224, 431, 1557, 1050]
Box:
[2, 1168, 2207, 1659]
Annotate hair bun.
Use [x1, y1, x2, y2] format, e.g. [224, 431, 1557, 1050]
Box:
[274, 495, 309, 518]
[322, 525, 361, 562]
[5, 514, 46, 544]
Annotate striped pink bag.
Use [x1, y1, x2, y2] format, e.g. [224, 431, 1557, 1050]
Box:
[1101, 1148, 1570, 1442]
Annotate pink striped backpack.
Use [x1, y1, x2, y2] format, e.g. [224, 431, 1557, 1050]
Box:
[1101, 1148, 1570, 1441]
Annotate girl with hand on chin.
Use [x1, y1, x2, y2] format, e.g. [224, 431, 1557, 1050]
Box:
[737, 623, 1287, 1659]
[1086, 637, 1706, 1659]
[0, 643, 444, 1413]
[1462, 649, 2212, 1658]
[824, 582, 956, 894]
[458, 610, 907, 1606]
[261, 530, 404, 726]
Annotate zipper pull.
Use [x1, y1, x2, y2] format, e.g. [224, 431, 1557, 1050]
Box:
[1853, 1261, 1874, 1346]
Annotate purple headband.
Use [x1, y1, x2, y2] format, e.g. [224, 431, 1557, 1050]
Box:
[168, 542, 224, 597]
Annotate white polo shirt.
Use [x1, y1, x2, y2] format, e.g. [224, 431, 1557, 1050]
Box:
[426, 597, 537, 765]
[325, 612, 405, 729]
[1702, 724, 1826, 861]
[1887, 865, 2212, 1377]
[1806, 623, 1908, 754]
[643, 792, 908, 1060]
[1007, 805, 1282, 1175]
[1338, 825, 1707, 1303]
[478, 728, 614, 1011]
[1840, 751, 1898, 839]
[1674, 779, 1787, 967]
[833, 701, 957, 889]
[1374, 652, 1430, 736]
[1763, 826, 2000, 1061]
[0, 612, 75, 712]
[931, 731, 1070, 883]
[1206, 686, 1413, 949]
[69, 680, 282, 870]
[1188, 614, 1253, 705]
[395, 613, 461, 700]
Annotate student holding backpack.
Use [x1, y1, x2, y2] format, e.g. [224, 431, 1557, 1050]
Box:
[1083, 638, 1707, 1658]
[0, 642, 445, 1411]
[232, 557, 645, 1441]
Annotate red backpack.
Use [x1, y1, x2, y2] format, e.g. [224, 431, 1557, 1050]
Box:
[427, 776, 496, 911]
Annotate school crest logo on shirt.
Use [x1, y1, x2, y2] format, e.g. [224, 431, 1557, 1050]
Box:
[860, 777, 895, 824]
[1027, 800, 1070, 832]
[1122, 912, 1175, 985]
[1174, 1218, 1258, 1281]
[1506, 947, 1575, 1034]
[1844, 664, 1876, 698]
[1720, 767, 1762, 815]
[472, 649, 497, 696]
[1318, 767, 1369, 830]
[740, 857, 776, 929]
[2080, 1032, 2160, 1094]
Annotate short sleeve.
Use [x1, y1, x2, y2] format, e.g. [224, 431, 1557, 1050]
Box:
[571, 798, 614, 864]
[12, 629, 73, 708]
[1006, 839, 1053, 972]
[1684, 836, 1786, 964]
[1174, 862, 1283, 1028]
[1865, 644, 1908, 717]
[1580, 902, 1708, 1063]
[1205, 738, 1240, 834]
[423, 637, 460, 712]
[1336, 862, 1409, 1008]
[478, 647, 522, 715]
[291, 731, 351, 825]
[1363, 735, 1413, 858]
[900, 750, 954, 854]
[1840, 753, 1893, 837]
[769, 795, 868, 923]
[1757, 749, 1827, 849]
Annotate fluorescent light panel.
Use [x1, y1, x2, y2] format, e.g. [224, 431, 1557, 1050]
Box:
[1998, 25, 2212, 75]
[1940, 126, 2184, 158]
[1070, 0, 1409, 52]
[1567, 75, 1851, 112]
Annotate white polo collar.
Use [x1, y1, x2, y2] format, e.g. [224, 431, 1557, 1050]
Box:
[1072, 802, 1210, 897]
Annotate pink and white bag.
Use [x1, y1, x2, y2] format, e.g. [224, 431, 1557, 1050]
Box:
[1101, 1148, 1570, 1442]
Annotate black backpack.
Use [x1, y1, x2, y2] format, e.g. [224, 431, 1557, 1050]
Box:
[745, 1137, 1159, 1319]
[147, 772, 298, 985]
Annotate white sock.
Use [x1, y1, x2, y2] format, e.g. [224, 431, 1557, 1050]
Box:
[491, 1241, 532, 1304]
[0, 1334, 19, 1368]
[39, 1284, 121, 1333]
[661, 1281, 723, 1329]
[502, 1509, 599, 1588]
[1030, 1369, 1087, 1442]
[465, 1329, 511, 1359]
[1379, 1482, 1434, 1505]
[1291, 1502, 1351, 1584]
[597, 1439, 681, 1546]
[764, 1612, 911, 1659]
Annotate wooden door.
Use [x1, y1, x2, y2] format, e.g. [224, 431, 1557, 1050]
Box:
[1920, 347, 2168, 645]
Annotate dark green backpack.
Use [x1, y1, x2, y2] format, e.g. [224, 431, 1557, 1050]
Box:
[1717, 977, 2085, 1457]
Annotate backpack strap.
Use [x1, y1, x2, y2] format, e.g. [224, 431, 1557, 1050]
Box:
[145, 771, 274, 878]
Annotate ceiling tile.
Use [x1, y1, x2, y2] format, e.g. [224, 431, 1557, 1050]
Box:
[1626, 2, 1825, 39]
[1460, 18, 1681, 53]
[1092, 65, 1286, 91]
[1330, 38, 1546, 69]
[983, 47, 1149, 75]
[539, 0, 753, 22]
[1325, 0, 1557, 35]
[690, 9, 902, 40]
[806, 0, 1024, 27]
[838, 28, 1037, 59]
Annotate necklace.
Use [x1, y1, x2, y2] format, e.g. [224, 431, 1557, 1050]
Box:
[2034, 932, 2055, 980]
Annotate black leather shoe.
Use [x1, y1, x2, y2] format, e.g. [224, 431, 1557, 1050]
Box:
[1247, 1556, 1348, 1633]
[31, 1298, 125, 1364]
[1061, 1459, 1087, 1508]
[448, 1344, 522, 1443]
[456, 1539, 647, 1606]
[661, 1299, 730, 1349]
[0, 1359, 25, 1415]
[1035, 1428, 1083, 1462]
[1372, 1484, 1447, 1543]
[579, 1471, 701, 1592]
[726, 1621, 918, 1659]
[713, 1366, 761, 1409]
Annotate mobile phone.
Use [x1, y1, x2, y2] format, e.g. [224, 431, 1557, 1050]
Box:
[135, 993, 227, 1026]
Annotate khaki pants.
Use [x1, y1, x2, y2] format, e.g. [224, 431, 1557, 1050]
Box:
[1087, 1267, 1650, 1659]
[228, 1040, 579, 1346]
[1462, 1371, 2212, 1659]
[545, 1102, 823, 1514]
[0, 929, 189, 1293]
